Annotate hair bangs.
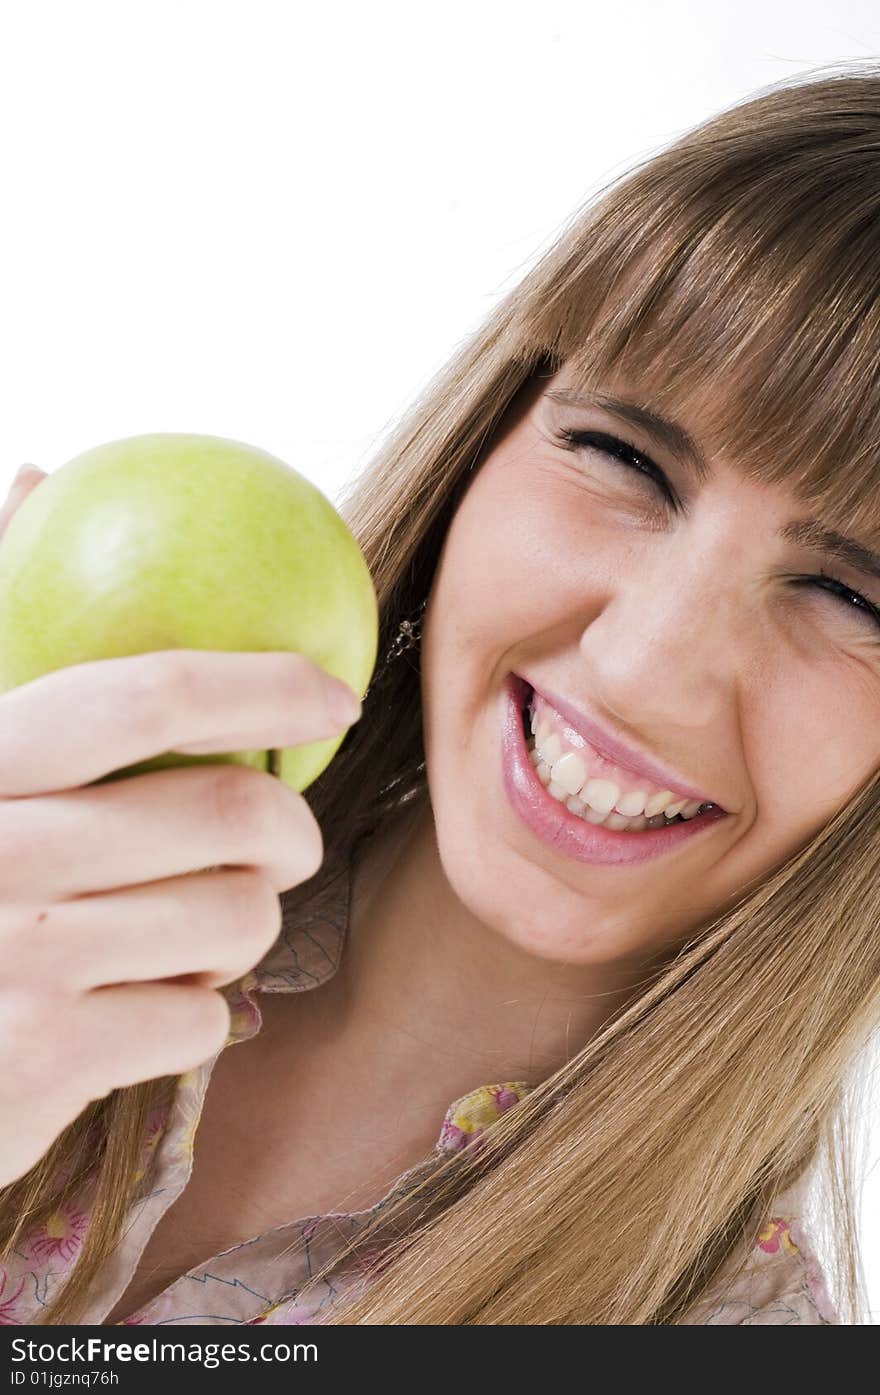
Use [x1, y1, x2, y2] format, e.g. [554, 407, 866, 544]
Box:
[541, 121, 880, 545]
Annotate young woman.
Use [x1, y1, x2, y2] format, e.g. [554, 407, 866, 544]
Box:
[1, 61, 877, 1325]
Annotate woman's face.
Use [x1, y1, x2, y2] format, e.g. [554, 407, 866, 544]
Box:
[419, 362, 880, 965]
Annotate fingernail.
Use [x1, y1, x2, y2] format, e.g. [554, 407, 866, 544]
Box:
[325, 678, 362, 726]
[13, 464, 38, 483]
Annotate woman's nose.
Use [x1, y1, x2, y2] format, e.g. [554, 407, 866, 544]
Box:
[577, 552, 745, 732]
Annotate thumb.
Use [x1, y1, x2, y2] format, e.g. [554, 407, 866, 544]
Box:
[9, 464, 46, 491]
[0, 465, 46, 539]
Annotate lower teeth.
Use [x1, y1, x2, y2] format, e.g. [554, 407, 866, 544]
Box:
[521, 697, 702, 832]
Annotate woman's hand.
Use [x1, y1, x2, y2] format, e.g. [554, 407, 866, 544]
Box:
[0, 465, 360, 1188]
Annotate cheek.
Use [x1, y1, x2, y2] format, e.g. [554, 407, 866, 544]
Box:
[419, 479, 533, 764]
[748, 671, 880, 842]
[428, 469, 581, 654]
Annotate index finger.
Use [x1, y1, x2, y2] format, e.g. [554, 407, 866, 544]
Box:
[0, 649, 359, 797]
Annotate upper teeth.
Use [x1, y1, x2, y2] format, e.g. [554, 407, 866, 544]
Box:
[529, 697, 706, 821]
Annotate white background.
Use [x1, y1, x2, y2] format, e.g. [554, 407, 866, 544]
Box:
[1, 0, 878, 1320]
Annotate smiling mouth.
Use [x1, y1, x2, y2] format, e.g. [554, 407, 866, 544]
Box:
[516, 682, 718, 828]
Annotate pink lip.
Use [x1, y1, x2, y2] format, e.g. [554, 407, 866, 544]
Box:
[517, 674, 724, 811]
[501, 674, 728, 866]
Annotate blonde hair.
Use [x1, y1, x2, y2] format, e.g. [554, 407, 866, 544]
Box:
[6, 59, 880, 1324]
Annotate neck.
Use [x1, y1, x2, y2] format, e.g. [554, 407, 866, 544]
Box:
[284, 797, 647, 1108]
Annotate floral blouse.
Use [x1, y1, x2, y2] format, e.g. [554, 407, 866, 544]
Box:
[0, 853, 841, 1326]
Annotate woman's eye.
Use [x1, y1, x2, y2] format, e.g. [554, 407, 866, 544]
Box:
[551, 426, 880, 638]
[793, 571, 880, 635]
[552, 425, 677, 508]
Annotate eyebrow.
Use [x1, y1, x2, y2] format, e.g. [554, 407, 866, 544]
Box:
[545, 387, 880, 588]
[546, 388, 711, 484]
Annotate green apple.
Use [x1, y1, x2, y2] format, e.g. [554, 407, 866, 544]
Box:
[0, 433, 378, 792]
